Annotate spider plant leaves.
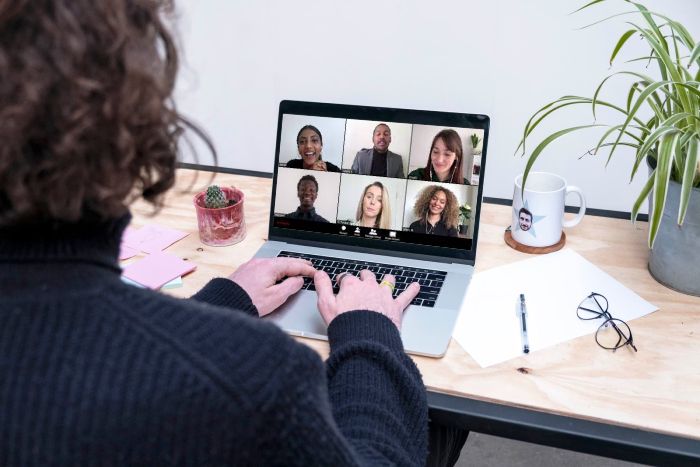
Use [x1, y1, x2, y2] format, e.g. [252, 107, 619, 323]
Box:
[606, 80, 671, 162]
[631, 171, 656, 224]
[611, 30, 637, 65]
[519, 0, 699, 247]
[690, 42, 700, 69]
[521, 125, 604, 195]
[629, 113, 694, 181]
[649, 132, 680, 247]
[678, 137, 699, 225]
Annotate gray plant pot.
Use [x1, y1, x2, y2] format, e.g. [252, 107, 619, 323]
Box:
[648, 179, 700, 296]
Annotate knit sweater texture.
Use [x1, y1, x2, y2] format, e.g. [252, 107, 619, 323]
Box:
[0, 215, 428, 466]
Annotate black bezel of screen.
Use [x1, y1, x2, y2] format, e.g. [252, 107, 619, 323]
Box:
[269, 100, 489, 264]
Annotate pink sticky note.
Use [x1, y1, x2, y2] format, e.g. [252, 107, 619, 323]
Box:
[119, 244, 139, 260]
[123, 224, 189, 253]
[122, 252, 196, 289]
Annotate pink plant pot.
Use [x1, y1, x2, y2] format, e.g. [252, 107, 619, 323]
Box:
[193, 187, 246, 246]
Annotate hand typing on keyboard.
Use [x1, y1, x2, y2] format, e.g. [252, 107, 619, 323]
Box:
[314, 269, 420, 329]
[227, 257, 316, 317]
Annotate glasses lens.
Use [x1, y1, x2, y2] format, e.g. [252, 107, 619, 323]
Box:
[595, 318, 632, 350]
[577, 293, 608, 320]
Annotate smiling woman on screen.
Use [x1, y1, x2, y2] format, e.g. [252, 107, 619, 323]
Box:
[285, 125, 341, 172]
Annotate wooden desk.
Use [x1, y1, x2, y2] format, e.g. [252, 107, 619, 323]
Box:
[130, 169, 700, 464]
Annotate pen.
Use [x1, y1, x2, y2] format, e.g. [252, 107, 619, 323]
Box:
[519, 293, 530, 354]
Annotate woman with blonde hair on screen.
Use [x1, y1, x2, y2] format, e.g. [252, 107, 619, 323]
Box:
[355, 181, 392, 229]
[408, 185, 459, 237]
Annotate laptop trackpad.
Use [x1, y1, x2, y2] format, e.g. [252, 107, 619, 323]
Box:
[265, 291, 328, 339]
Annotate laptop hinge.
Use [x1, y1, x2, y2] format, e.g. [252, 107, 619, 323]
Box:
[269, 234, 475, 266]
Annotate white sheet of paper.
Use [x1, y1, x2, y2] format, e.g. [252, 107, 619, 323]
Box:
[453, 249, 658, 368]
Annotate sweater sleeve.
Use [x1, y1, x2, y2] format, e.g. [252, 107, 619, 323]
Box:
[326, 311, 428, 465]
[258, 310, 428, 467]
[189, 278, 258, 317]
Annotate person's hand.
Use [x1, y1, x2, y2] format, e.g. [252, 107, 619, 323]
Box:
[312, 160, 327, 171]
[314, 269, 420, 329]
[228, 258, 316, 317]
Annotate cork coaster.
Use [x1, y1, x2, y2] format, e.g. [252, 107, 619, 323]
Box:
[504, 226, 566, 254]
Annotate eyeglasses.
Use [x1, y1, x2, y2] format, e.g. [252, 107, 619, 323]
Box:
[576, 292, 637, 352]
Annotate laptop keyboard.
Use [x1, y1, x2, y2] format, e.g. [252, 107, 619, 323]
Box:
[277, 251, 446, 307]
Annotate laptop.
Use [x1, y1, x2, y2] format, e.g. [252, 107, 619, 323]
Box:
[256, 100, 489, 357]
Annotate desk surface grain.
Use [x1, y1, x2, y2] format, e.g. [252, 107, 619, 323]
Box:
[129, 169, 700, 442]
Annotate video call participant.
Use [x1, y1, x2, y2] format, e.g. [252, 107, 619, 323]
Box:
[355, 181, 392, 229]
[518, 207, 533, 231]
[408, 129, 469, 184]
[350, 123, 405, 178]
[408, 186, 459, 237]
[286, 125, 341, 172]
[285, 175, 329, 222]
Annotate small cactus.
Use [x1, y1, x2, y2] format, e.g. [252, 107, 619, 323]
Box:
[205, 185, 228, 209]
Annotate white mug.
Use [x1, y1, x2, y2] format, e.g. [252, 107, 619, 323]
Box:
[512, 172, 586, 247]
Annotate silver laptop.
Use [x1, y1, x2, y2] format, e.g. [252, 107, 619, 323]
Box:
[256, 101, 489, 357]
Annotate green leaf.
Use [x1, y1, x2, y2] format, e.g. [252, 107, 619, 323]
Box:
[630, 113, 690, 180]
[678, 137, 699, 224]
[593, 124, 645, 158]
[631, 172, 656, 224]
[610, 30, 636, 65]
[690, 42, 700, 68]
[521, 125, 604, 194]
[570, 0, 605, 14]
[607, 79, 672, 165]
[648, 132, 680, 247]
[592, 71, 655, 119]
[516, 97, 590, 155]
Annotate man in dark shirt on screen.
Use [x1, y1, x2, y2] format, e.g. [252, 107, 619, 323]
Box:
[285, 174, 329, 222]
[350, 123, 405, 178]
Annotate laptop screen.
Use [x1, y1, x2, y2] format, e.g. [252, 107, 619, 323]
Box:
[269, 101, 489, 262]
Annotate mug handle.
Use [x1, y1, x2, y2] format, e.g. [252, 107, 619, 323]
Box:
[562, 186, 586, 228]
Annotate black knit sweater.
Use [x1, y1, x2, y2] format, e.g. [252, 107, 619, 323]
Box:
[0, 215, 428, 466]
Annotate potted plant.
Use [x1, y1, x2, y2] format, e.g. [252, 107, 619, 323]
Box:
[193, 185, 246, 246]
[516, 0, 700, 295]
[470, 133, 482, 155]
[459, 203, 472, 236]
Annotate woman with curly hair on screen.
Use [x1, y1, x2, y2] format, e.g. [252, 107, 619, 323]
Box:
[409, 185, 460, 237]
[0, 1, 438, 465]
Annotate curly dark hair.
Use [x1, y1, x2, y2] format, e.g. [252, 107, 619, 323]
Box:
[412, 185, 459, 230]
[0, 0, 210, 227]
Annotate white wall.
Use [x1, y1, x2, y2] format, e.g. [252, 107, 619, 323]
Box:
[174, 0, 700, 214]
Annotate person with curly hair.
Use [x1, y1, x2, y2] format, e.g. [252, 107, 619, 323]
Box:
[408, 129, 470, 184]
[355, 181, 392, 229]
[0, 1, 429, 465]
[409, 185, 460, 237]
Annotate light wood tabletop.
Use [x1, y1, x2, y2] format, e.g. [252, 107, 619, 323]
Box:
[129, 169, 700, 444]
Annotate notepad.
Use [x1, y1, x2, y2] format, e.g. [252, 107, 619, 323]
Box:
[122, 224, 189, 253]
[452, 249, 658, 367]
[119, 244, 139, 261]
[122, 252, 196, 290]
[121, 275, 183, 289]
